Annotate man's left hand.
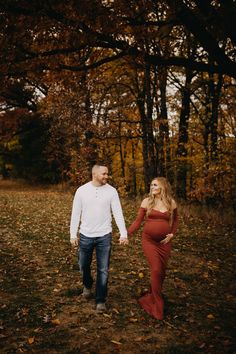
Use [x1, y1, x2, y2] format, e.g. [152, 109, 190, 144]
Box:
[119, 238, 129, 245]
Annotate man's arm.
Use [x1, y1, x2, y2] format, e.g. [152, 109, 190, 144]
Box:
[111, 190, 128, 245]
[70, 189, 82, 247]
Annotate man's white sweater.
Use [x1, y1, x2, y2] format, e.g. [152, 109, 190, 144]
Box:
[70, 181, 127, 240]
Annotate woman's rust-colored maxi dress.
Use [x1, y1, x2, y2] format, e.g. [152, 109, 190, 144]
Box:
[128, 207, 179, 320]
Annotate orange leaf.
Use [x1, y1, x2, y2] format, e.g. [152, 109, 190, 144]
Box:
[51, 318, 61, 325]
[28, 337, 35, 345]
[207, 314, 215, 319]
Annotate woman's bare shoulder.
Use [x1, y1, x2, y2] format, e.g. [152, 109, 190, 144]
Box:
[171, 199, 177, 209]
[141, 198, 149, 208]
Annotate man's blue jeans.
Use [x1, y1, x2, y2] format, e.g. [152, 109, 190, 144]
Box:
[79, 233, 112, 304]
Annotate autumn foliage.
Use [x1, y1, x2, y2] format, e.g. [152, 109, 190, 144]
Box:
[0, 181, 235, 353]
[0, 0, 235, 204]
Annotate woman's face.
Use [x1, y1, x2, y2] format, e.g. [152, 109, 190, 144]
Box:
[150, 180, 161, 196]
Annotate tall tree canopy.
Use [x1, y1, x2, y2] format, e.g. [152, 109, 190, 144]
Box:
[1, 0, 236, 77]
[0, 0, 235, 202]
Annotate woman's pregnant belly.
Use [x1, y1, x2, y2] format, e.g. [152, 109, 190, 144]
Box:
[143, 219, 171, 242]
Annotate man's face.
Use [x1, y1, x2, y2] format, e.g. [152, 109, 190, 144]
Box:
[94, 166, 109, 185]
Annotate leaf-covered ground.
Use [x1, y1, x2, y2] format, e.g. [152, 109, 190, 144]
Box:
[0, 180, 235, 354]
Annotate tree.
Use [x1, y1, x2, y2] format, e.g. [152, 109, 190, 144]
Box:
[0, 0, 235, 79]
[0, 0, 235, 202]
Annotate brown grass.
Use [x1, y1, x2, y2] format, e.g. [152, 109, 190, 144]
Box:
[0, 180, 235, 353]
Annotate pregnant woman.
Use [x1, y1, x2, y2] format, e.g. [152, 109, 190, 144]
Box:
[128, 177, 179, 320]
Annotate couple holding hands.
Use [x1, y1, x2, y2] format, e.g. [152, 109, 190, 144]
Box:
[70, 163, 179, 320]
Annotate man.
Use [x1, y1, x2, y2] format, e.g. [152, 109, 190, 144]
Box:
[70, 163, 128, 313]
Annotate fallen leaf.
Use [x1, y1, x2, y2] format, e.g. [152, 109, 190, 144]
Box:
[80, 326, 87, 331]
[129, 318, 138, 322]
[51, 318, 60, 325]
[28, 337, 35, 345]
[199, 343, 206, 349]
[53, 288, 61, 292]
[103, 313, 111, 318]
[33, 327, 43, 333]
[111, 340, 122, 345]
[135, 336, 144, 342]
[43, 315, 50, 323]
[207, 314, 215, 319]
[112, 308, 119, 314]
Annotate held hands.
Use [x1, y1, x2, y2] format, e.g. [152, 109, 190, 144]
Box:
[160, 233, 174, 244]
[119, 237, 129, 245]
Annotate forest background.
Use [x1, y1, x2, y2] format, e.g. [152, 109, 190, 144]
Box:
[0, 0, 235, 204]
[0, 1, 236, 353]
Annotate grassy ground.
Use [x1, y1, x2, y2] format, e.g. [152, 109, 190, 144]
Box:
[0, 180, 235, 353]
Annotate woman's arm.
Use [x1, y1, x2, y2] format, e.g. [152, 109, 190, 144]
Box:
[160, 202, 179, 244]
[171, 207, 179, 234]
[128, 206, 146, 235]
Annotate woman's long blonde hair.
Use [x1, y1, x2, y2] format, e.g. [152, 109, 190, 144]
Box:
[146, 177, 175, 224]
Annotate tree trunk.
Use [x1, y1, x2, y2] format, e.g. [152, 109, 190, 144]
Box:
[131, 140, 137, 195]
[156, 66, 171, 179]
[136, 62, 156, 191]
[208, 73, 223, 161]
[176, 68, 194, 199]
[145, 62, 156, 180]
[118, 119, 125, 179]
